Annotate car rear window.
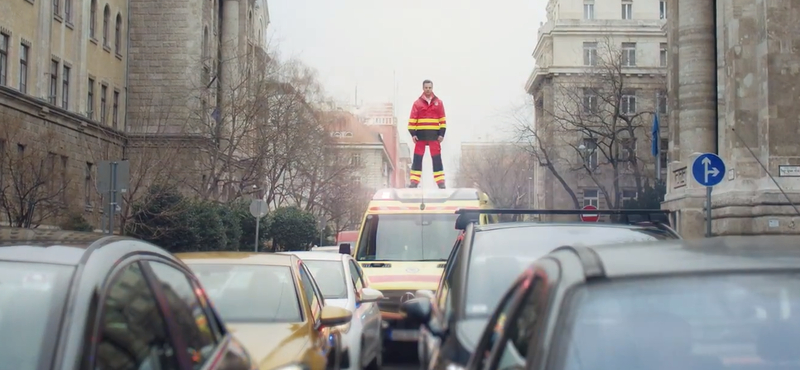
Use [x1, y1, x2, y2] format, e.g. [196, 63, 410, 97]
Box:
[555, 273, 800, 370]
[0, 261, 75, 369]
[189, 264, 302, 323]
[465, 225, 671, 317]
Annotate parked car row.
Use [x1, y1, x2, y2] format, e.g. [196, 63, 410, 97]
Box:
[0, 228, 386, 370]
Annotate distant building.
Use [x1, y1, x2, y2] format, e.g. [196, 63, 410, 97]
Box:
[325, 110, 393, 191]
[354, 102, 407, 187]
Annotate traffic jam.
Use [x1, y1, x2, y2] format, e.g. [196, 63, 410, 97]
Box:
[1, 187, 798, 370]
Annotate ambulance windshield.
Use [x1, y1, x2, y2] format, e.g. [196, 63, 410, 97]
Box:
[355, 213, 460, 261]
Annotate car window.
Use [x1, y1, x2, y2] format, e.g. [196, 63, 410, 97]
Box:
[149, 262, 218, 370]
[304, 260, 348, 299]
[555, 273, 800, 370]
[348, 260, 364, 291]
[188, 264, 302, 323]
[494, 277, 546, 369]
[465, 225, 672, 318]
[475, 280, 524, 370]
[0, 261, 74, 370]
[94, 262, 180, 370]
[298, 263, 323, 319]
[437, 236, 462, 318]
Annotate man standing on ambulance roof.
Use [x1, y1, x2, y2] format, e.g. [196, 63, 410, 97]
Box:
[407, 79, 447, 189]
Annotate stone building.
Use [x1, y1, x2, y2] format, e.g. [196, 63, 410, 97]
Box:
[662, 0, 800, 237]
[0, 0, 128, 226]
[525, 0, 668, 214]
[326, 110, 394, 192]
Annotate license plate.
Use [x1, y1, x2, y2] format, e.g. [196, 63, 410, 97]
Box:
[390, 329, 419, 341]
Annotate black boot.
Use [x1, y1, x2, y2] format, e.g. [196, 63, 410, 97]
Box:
[409, 182, 419, 188]
[437, 182, 446, 189]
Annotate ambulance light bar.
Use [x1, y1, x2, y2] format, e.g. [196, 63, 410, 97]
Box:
[372, 188, 481, 202]
[368, 205, 480, 212]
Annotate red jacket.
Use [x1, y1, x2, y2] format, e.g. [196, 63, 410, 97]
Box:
[408, 94, 446, 141]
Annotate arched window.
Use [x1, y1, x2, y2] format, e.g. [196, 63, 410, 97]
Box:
[114, 13, 122, 54]
[102, 5, 110, 46]
[89, 0, 97, 37]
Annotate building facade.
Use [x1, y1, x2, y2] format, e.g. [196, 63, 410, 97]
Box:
[355, 102, 404, 187]
[526, 0, 668, 214]
[663, 0, 800, 237]
[327, 110, 393, 192]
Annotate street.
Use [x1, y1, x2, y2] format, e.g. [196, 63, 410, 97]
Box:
[383, 343, 418, 370]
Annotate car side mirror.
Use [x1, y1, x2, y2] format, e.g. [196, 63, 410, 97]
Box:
[400, 297, 432, 325]
[339, 243, 351, 255]
[320, 305, 353, 328]
[359, 288, 384, 303]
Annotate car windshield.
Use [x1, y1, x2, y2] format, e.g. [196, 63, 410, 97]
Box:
[465, 225, 673, 317]
[356, 213, 459, 261]
[303, 260, 348, 299]
[189, 264, 302, 323]
[554, 273, 800, 370]
[0, 261, 74, 369]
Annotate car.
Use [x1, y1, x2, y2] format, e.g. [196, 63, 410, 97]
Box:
[176, 252, 354, 370]
[402, 209, 681, 370]
[286, 251, 385, 370]
[0, 228, 257, 370]
[465, 235, 800, 370]
[314, 246, 342, 253]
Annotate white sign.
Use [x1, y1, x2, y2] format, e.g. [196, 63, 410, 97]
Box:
[778, 165, 800, 177]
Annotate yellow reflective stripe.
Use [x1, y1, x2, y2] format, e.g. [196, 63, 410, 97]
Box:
[438, 117, 446, 122]
[408, 119, 418, 123]
[408, 125, 417, 129]
[434, 174, 445, 180]
[410, 175, 421, 180]
[410, 170, 422, 175]
[417, 118, 439, 123]
[415, 126, 441, 130]
[439, 124, 447, 128]
[433, 171, 444, 175]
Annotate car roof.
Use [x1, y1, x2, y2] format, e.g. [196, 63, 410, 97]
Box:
[560, 236, 800, 278]
[281, 251, 345, 261]
[0, 227, 135, 265]
[474, 222, 666, 233]
[175, 251, 296, 266]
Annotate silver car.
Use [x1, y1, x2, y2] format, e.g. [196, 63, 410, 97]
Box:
[287, 251, 385, 370]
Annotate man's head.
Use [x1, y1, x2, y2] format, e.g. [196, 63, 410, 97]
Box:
[422, 79, 433, 98]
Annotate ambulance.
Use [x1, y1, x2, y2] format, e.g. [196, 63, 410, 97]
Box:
[347, 188, 492, 345]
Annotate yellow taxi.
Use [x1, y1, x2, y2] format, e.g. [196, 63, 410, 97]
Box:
[176, 252, 353, 370]
[342, 188, 492, 344]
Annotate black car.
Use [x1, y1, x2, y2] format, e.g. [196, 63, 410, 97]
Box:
[466, 235, 800, 370]
[0, 228, 256, 370]
[402, 209, 680, 370]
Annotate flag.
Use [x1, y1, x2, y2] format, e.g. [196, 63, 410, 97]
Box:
[651, 113, 660, 157]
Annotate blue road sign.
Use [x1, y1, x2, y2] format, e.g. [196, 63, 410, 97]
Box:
[691, 153, 726, 187]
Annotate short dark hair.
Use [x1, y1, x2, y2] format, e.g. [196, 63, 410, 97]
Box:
[422, 79, 433, 86]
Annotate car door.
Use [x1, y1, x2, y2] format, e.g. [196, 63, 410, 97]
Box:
[298, 261, 334, 369]
[348, 258, 380, 359]
[145, 259, 255, 370]
[423, 234, 464, 368]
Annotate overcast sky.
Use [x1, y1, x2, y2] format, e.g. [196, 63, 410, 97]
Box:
[268, 0, 547, 187]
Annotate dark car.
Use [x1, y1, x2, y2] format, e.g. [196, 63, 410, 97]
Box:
[402, 209, 680, 370]
[0, 228, 256, 370]
[467, 235, 800, 370]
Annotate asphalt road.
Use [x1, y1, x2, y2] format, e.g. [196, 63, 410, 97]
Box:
[383, 342, 418, 370]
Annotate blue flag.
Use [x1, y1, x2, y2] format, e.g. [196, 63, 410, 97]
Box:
[651, 113, 660, 157]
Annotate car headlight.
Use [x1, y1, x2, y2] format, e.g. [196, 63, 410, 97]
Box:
[446, 363, 466, 370]
[272, 364, 309, 370]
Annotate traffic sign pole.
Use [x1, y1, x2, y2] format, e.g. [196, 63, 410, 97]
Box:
[249, 199, 268, 252]
[691, 153, 726, 237]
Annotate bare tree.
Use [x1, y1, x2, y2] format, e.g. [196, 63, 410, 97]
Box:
[0, 122, 73, 228]
[519, 38, 664, 209]
[82, 97, 191, 234]
[459, 144, 532, 209]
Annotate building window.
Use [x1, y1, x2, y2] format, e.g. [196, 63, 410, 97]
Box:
[660, 43, 668, 67]
[64, 0, 72, 22]
[100, 85, 107, 123]
[657, 90, 668, 115]
[19, 44, 28, 93]
[113, 91, 119, 128]
[583, 189, 599, 207]
[53, 0, 59, 16]
[660, 138, 668, 169]
[583, 1, 594, 20]
[583, 42, 598, 66]
[621, 91, 636, 115]
[49, 60, 59, 105]
[350, 153, 361, 166]
[622, 190, 637, 202]
[582, 88, 597, 113]
[90, 0, 97, 38]
[620, 138, 636, 161]
[582, 138, 598, 170]
[62, 65, 70, 109]
[87, 78, 95, 119]
[115, 13, 122, 54]
[85, 162, 93, 206]
[660, 0, 667, 19]
[621, 0, 632, 19]
[0, 34, 8, 86]
[621, 43, 636, 66]
[103, 5, 110, 46]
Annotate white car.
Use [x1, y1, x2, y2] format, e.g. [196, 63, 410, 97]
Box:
[287, 251, 384, 370]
